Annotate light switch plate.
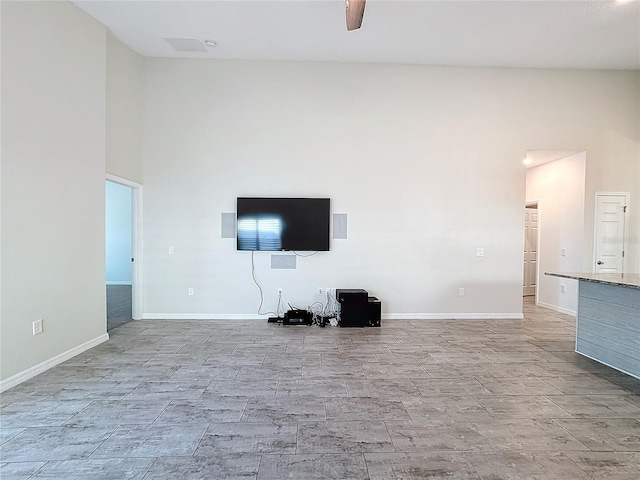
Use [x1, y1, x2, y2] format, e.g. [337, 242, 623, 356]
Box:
[32, 319, 43, 335]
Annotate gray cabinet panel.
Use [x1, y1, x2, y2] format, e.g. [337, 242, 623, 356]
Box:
[580, 281, 640, 309]
[576, 338, 640, 377]
[576, 280, 640, 379]
[578, 298, 640, 335]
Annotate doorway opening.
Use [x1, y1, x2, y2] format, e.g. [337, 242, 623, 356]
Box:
[106, 175, 142, 330]
[524, 150, 586, 316]
[523, 202, 538, 299]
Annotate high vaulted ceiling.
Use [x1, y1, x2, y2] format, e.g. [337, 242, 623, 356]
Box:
[73, 0, 640, 70]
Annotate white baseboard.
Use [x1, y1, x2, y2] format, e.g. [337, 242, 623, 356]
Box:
[0, 333, 110, 393]
[537, 302, 577, 317]
[106, 281, 132, 286]
[142, 313, 523, 321]
[142, 313, 266, 320]
[383, 313, 524, 320]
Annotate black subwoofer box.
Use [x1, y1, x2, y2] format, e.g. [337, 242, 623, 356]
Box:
[337, 289, 377, 328]
[368, 296, 381, 327]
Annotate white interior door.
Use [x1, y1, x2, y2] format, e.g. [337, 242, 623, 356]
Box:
[523, 206, 538, 296]
[594, 193, 628, 273]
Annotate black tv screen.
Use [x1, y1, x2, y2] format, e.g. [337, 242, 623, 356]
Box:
[237, 197, 330, 251]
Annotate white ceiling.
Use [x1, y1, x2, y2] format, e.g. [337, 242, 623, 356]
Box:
[73, 0, 640, 70]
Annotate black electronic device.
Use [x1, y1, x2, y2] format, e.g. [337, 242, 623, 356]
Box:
[368, 296, 381, 327]
[337, 288, 368, 303]
[236, 197, 330, 251]
[283, 309, 312, 325]
[337, 289, 371, 328]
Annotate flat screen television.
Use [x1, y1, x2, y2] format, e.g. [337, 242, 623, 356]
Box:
[237, 197, 330, 251]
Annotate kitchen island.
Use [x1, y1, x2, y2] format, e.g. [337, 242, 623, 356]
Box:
[545, 272, 640, 379]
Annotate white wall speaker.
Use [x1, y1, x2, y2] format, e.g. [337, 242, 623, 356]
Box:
[271, 254, 297, 269]
[221, 212, 236, 238]
[333, 213, 348, 239]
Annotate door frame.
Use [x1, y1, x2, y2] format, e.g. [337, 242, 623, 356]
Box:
[524, 200, 540, 304]
[593, 191, 630, 274]
[106, 174, 143, 319]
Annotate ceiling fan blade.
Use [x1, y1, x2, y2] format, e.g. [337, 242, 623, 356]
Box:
[346, 0, 366, 31]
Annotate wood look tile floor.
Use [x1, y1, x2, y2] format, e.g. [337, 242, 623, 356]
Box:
[2, 298, 640, 479]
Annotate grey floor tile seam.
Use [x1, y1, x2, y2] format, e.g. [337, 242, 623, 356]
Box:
[469, 393, 576, 420]
[381, 420, 399, 455]
[568, 452, 640, 480]
[323, 397, 328, 422]
[254, 454, 264, 480]
[61, 400, 108, 427]
[229, 365, 242, 381]
[0, 461, 49, 480]
[190, 425, 212, 460]
[542, 394, 583, 421]
[88, 425, 124, 456]
[548, 418, 638, 454]
[239, 395, 251, 423]
[537, 375, 572, 394]
[30, 462, 47, 479]
[138, 457, 158, 480]
[467, 395, 494, 419]
[465, 450, 594, 480]
[621, 393, 640, 406]
[543, 393, 640, 419]
[361, 452, 372, 480]
[148, 399, 175, 426]
[552, 454, 595, 480]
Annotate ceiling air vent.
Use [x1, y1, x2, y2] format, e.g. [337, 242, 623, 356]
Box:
[164, 38, 207, 52]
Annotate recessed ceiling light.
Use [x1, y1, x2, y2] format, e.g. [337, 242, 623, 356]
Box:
[523, 158, 532, 166]
[204, 40, 217, 48]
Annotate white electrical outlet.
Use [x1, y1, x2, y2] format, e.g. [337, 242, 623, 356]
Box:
[278, 288, 283, 295]
[476, 248, 485, 257]
[188, 288, 194, 296]
[32, 319, 43, 336]
[459, 288, 465, 296]
[169, 246, 175, 255]
[560, 284, 566, 293]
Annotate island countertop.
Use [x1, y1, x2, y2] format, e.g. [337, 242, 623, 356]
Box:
[544, 272, 640, 290]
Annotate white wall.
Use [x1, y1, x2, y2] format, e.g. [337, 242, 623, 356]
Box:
[526, 153, 587, 315]
[1, 1, 108, 386]
[106, 32, 144, 183]
[106, 181, 132, 284]
[141, 60, 639, 319]
[581, 116, 640, 275]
